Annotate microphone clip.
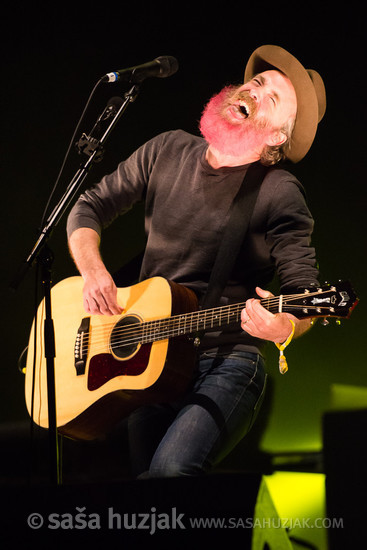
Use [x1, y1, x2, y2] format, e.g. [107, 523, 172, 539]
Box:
[76, 133, 105, 162]
[75, 96, 125, 162]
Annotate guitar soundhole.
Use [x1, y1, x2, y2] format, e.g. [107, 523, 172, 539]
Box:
[110, 314, 142, 359]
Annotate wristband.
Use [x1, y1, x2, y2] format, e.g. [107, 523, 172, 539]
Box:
[275, 319, 295, 374]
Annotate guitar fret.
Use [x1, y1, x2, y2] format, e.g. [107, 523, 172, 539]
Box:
[146, 320, 152, 343]
[178, 315, 185, 335]
[149, 320, 154, 342]
[196, 311, 202, 332]
[142, 320, 147, 344]
[156, 319, 163, 340]
[194, 311, 200, 332]
[210, 310, 214, 327]
[235, 305, 241, 322]
[212, 310, 221, 328]
[203, 309, 208, 330]
[161, 319, 170, 339]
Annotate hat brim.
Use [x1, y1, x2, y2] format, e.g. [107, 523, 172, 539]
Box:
[244, 45, 325, 163]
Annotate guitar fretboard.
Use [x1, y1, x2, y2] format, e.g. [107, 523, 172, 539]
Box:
[117, 295, 304, 346]
[140, 302, 245, 343]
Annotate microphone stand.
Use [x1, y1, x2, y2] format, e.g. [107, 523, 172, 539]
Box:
[11, 83, 141, 486]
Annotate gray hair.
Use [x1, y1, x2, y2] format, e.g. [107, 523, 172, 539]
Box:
[260, 116, 296, 165]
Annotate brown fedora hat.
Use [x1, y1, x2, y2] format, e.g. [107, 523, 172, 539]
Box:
[244, 45, 326, 163]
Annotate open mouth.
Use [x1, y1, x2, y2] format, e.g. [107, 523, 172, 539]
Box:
[229, 100, 251, 120]
[237, 102, 249, 118]
[225, 90, 255, 123]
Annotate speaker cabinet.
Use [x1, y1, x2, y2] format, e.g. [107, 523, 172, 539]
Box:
[323, 408, 367, 549]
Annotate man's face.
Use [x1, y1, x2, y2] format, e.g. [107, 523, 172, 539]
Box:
[224, 70, 297, 131]
[199, 70, 297, 158]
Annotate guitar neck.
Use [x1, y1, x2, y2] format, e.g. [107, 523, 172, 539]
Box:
[138, 284, 356, 344]
[141, 301, 246, 343]
[138, 293, 306, 344]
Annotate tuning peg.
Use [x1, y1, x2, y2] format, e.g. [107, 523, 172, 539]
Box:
[321, 318, 329, 326]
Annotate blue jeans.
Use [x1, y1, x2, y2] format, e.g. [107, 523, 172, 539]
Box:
[128, 351, 267, 478]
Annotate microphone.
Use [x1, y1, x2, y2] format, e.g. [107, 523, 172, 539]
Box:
[102, 56, 178, 83]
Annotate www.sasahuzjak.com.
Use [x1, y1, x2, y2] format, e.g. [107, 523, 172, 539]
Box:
[26, 507, 344, 534]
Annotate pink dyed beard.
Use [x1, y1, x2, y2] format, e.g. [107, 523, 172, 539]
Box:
[199, 86, 272, 158]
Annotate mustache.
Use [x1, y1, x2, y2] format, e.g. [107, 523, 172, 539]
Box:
[224, 87, 270, 130]
[228, 89, 258, 119]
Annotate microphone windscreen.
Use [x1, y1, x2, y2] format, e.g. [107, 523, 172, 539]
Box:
[156, 56, 179, 78]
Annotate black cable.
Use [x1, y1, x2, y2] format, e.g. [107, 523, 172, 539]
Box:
[40, 77, 105, 226]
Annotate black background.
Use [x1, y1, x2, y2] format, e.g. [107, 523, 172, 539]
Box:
[1, 3, 366, 470]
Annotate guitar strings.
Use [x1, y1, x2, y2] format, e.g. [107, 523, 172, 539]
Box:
[77, 290, 336, 354]
[78, 293, 335, 352]
[83, 305, 332, 351]
[82, 290, 333, 346]
[78, 305, 335, 357]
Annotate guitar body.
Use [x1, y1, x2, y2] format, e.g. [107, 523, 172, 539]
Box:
[25, 276, 199, 440]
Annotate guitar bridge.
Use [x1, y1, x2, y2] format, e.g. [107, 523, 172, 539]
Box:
[74, 317, 90, 375]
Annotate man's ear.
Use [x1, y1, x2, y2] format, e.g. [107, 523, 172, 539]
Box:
[266, 130, 287, 147]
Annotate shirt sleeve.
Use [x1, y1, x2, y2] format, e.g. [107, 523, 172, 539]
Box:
[264, 170, 320, 292]
[66, 133, 165, 238]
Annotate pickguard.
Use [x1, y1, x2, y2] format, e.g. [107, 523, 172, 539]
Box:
[87, 344, 152, 390]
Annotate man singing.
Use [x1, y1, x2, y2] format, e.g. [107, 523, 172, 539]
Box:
[67, 45, 326, 477]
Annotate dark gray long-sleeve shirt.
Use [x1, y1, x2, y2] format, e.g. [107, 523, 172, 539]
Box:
[67, 130, 319, 353]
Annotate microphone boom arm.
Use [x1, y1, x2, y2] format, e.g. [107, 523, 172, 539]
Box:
[12, 83, 140, 288]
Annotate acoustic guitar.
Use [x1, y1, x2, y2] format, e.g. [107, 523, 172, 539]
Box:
[25, 276, 357, 440]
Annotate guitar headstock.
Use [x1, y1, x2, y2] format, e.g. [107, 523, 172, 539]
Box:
[283, 281, 359, 320]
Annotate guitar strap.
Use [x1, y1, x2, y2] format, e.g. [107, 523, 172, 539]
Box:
[200, 161, 269, 311]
